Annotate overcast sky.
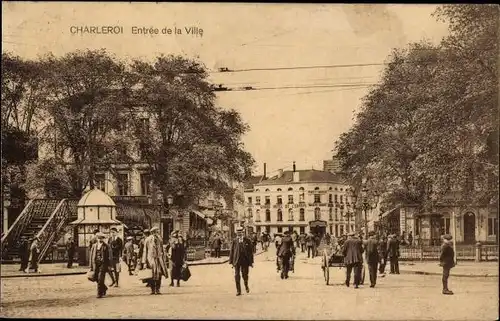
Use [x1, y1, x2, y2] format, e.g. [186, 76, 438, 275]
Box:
[2, 3, 450, 177]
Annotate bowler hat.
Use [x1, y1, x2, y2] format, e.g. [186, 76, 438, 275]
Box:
[110, 227, 118, 232]
[96, 232, 106, 239]
[143, 229, 150, 234]
[443, 234, 453, 240]
[284, 230, 290, 235]
[150, 226, 159, 233]
[236, 226, 244, 232]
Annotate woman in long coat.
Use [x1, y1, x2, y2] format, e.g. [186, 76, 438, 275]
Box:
[168, 231, 186, 287]
[142, 227, 168, 295]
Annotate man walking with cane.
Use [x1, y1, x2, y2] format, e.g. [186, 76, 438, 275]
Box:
[229, 227, 254, 296]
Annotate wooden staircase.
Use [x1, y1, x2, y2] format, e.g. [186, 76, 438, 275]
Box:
[1, 199, 77, 263]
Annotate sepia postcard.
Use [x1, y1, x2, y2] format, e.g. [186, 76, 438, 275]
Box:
[1, 2, 498, 320]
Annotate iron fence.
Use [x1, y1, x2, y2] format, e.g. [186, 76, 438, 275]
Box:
[399, 244, 498, 261]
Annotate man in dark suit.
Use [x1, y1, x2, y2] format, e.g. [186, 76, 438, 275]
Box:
[18, 237, 30, 272]
[66, 236, 77, 268]
[364, 231, 379, 288]
[277, 230, 296, 280]
[229, 227, 254, 296]
[440, 234, 455, 295]
[378, 234, 388, 276]
[387, 234, 400, 274]
[342, 231, 364, 288]
[89, 232, 111, 298]
[109, 227, 123, 287]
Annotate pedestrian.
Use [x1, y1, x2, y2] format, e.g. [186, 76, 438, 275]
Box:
[141, 226, 168, 295]
[212, 233, 222, 258]
[408, 231, 413, 247]
[387, 234, 400, 274]
[28, 236, 40, 273]
[299, 232, 306, 252]
[440, 234, 455, 295]
[168, 230, 186, 287]
[401, 231, 407, 246]
[123, 236, 135, 275]
[251, 232, 258, 254]
[364, 231, 379, 288]
[378, 235, 388, 276]
[325, 233, 331, 245]
[88, 229, 100, 266]
[415, 233, 420, 247]
[306, 232, 315, 258]
[18, 236, 30, 272]
[66, 236, 76, 268]
[108, 227, 123, 287]
[138, 229, 150, 270]
[229, 226, 254, 296]
[262, 232, 269, 251]
[277, 230, 295, 280]
[291, 231, 298, 249]
[89, 232, 111, 298]
[342, 232, 364, 288]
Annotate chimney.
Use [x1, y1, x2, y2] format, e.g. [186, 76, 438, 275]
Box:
[263, 163, 267, 179]
[293, 161, 296, 172]
[278, 169, 284, 178]
[293, 171, 300, 183]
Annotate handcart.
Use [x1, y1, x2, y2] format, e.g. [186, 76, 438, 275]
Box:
[321, 246, 365, 285]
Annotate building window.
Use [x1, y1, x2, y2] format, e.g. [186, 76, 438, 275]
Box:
[314, 194, 320, 203]
[300, 227, 305, 234]
[277, 195, 282, 204]
[335, 208, 339, 221]
[277, 209, 283, 222]
[117, 173, 129, 196]
[314, 187, 320, 191]
[299, 208, 305, 221]
[288, 208, 294, 221]
[314, 208, 321, 221]
[256, 196, 261, 205]
[340, 195, 344, 203]
[265, 209, 271, 222]
[329, 225, 333, 234]
[265, 196, 270, 205]
[335, 225, 339, 237]
[256, 210, 261, 222]
[339, 225, 344, 236]
[334, 195, 338, 203]
[248, 197, 252, 204]
[288, 195, 293, 204]
[277, 188, 282, 192]
[488, 217, 498, 236]
[299, 193, 304, 202]
[329, 194, 333, 203]
[95, 174, 106, 192]
[265, 188, 270, 192]
[439, 217, 451, 235]
[140, 173, 151, 196]
[248, 208, 253, 219]
[299, 187, 304, 191]
[329, 208, 333, 221]
[288, 187, 293, 191]
[277, 226, 283, 233]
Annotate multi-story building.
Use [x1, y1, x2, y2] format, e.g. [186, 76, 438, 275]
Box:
[323, 154, 343, 174]
[244, 164, 354, 238]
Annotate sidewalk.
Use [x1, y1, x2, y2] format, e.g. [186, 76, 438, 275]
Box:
[1, 250, 264, 279]
[298, 253, 498, 278]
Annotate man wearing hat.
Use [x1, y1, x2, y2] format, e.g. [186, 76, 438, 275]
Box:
[138, 229, 150, 270]
[439, 234, 455, 295]
[66, 236, 77, 269]
[342, 231, 364, 288]
[28, 236, 40, 273]
[18, 236, 30, 272]
[387, 234, 400, 274]
[89, 232, 111, 298]
[123, 236, 135, 275]
[109, 227, 123, 287]
[229, 226, 254, 296]
[277, 230, 296, 279]
[142, 226, 168, 295]
[364, 231, 379, 288]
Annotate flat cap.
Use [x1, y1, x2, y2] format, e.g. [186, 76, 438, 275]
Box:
[443, 234, 453, 240]
[126, 236, 133, 240]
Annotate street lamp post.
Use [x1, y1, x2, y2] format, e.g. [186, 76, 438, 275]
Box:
[348, 186, 379, 240]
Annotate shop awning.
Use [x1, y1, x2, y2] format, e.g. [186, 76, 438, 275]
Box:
[69, 218, 122, 225]
[380, 207, 400, 219]
[309, 220, 328, 228]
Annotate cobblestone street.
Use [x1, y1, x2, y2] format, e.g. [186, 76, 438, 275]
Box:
[1, 249, 497, 320]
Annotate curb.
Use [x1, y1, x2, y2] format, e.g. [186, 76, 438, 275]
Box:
[1, 252, 266, 278]
[1, 271, 87, 279]
[400, 270, 498, 278]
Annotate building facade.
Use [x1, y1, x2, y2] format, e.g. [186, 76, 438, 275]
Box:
[244, 168, 355, 237]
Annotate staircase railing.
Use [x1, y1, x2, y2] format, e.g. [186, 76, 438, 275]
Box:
[1, 200, 34, 259]
[36, 199, 71, 264]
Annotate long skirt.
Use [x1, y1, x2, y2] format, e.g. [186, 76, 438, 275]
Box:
[170, 260, 183, 280]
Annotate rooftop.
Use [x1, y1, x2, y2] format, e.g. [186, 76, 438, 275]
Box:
[252, 169, 347, 186]
[77, 188, 116, 207]
[244, 175, 264, 190]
